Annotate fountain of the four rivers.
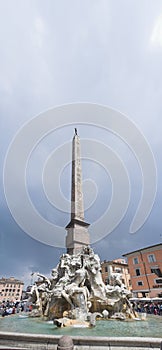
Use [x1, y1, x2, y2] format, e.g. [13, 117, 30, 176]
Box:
[0, 130, 162, 348]
[28, 128, 136, 326]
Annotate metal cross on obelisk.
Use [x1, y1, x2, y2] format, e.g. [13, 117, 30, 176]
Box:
[65, 129, 90, 255]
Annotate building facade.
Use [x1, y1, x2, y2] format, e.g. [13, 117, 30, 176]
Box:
[123, 243, 162, 298]
[0, 277, 24, 303]
[101, 258, 132, 291]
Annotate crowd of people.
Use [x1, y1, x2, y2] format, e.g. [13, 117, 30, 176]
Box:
[1, 299, 162, 317]
[0, 301, 32, 317]
[132, 301, 162, 316]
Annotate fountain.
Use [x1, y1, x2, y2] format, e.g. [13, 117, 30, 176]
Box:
[28, 245, 137, 326]
[28, 130, 138, 326]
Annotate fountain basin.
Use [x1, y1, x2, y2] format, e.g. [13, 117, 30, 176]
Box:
[0, 314, 162, 338]
[0, 331, 161, 350]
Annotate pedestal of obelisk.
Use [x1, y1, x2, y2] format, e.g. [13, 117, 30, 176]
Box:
[65, 129, 90, 255]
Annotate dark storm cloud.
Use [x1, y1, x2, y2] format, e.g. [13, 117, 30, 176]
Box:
[0, 0, 162, 285]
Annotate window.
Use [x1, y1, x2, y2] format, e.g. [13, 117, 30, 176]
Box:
[115, 268, 122, 273]
[148, 254, 156, 263]
[133, 257, 139, 264]
[137, 281, 143, 286]
[155, 279, 162, 284]
[105, 266, 108, 272]
[151, 267, 162, 277]
[135, 268, 141, 276]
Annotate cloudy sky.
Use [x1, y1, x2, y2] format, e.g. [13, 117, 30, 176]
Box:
[0, 0, 162, 286]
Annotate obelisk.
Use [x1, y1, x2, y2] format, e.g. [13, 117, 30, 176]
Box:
[65, 129, 90, 255]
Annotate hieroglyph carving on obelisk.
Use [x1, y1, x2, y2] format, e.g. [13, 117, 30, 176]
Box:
[71, 128, 84, 221]
[65, 129, 90, 255]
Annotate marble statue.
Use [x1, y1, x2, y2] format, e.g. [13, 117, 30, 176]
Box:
[28, 246, 136, 324]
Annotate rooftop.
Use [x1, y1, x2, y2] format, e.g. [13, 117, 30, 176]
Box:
[123, 242, 162, 257]
[0, 277, 24, 284]
[101, 258, 128, 266]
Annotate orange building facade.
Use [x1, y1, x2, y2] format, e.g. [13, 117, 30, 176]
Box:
[123, 243, 162, 298]
[101, 258, 132, 291]
[0, 277, 24, 303]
